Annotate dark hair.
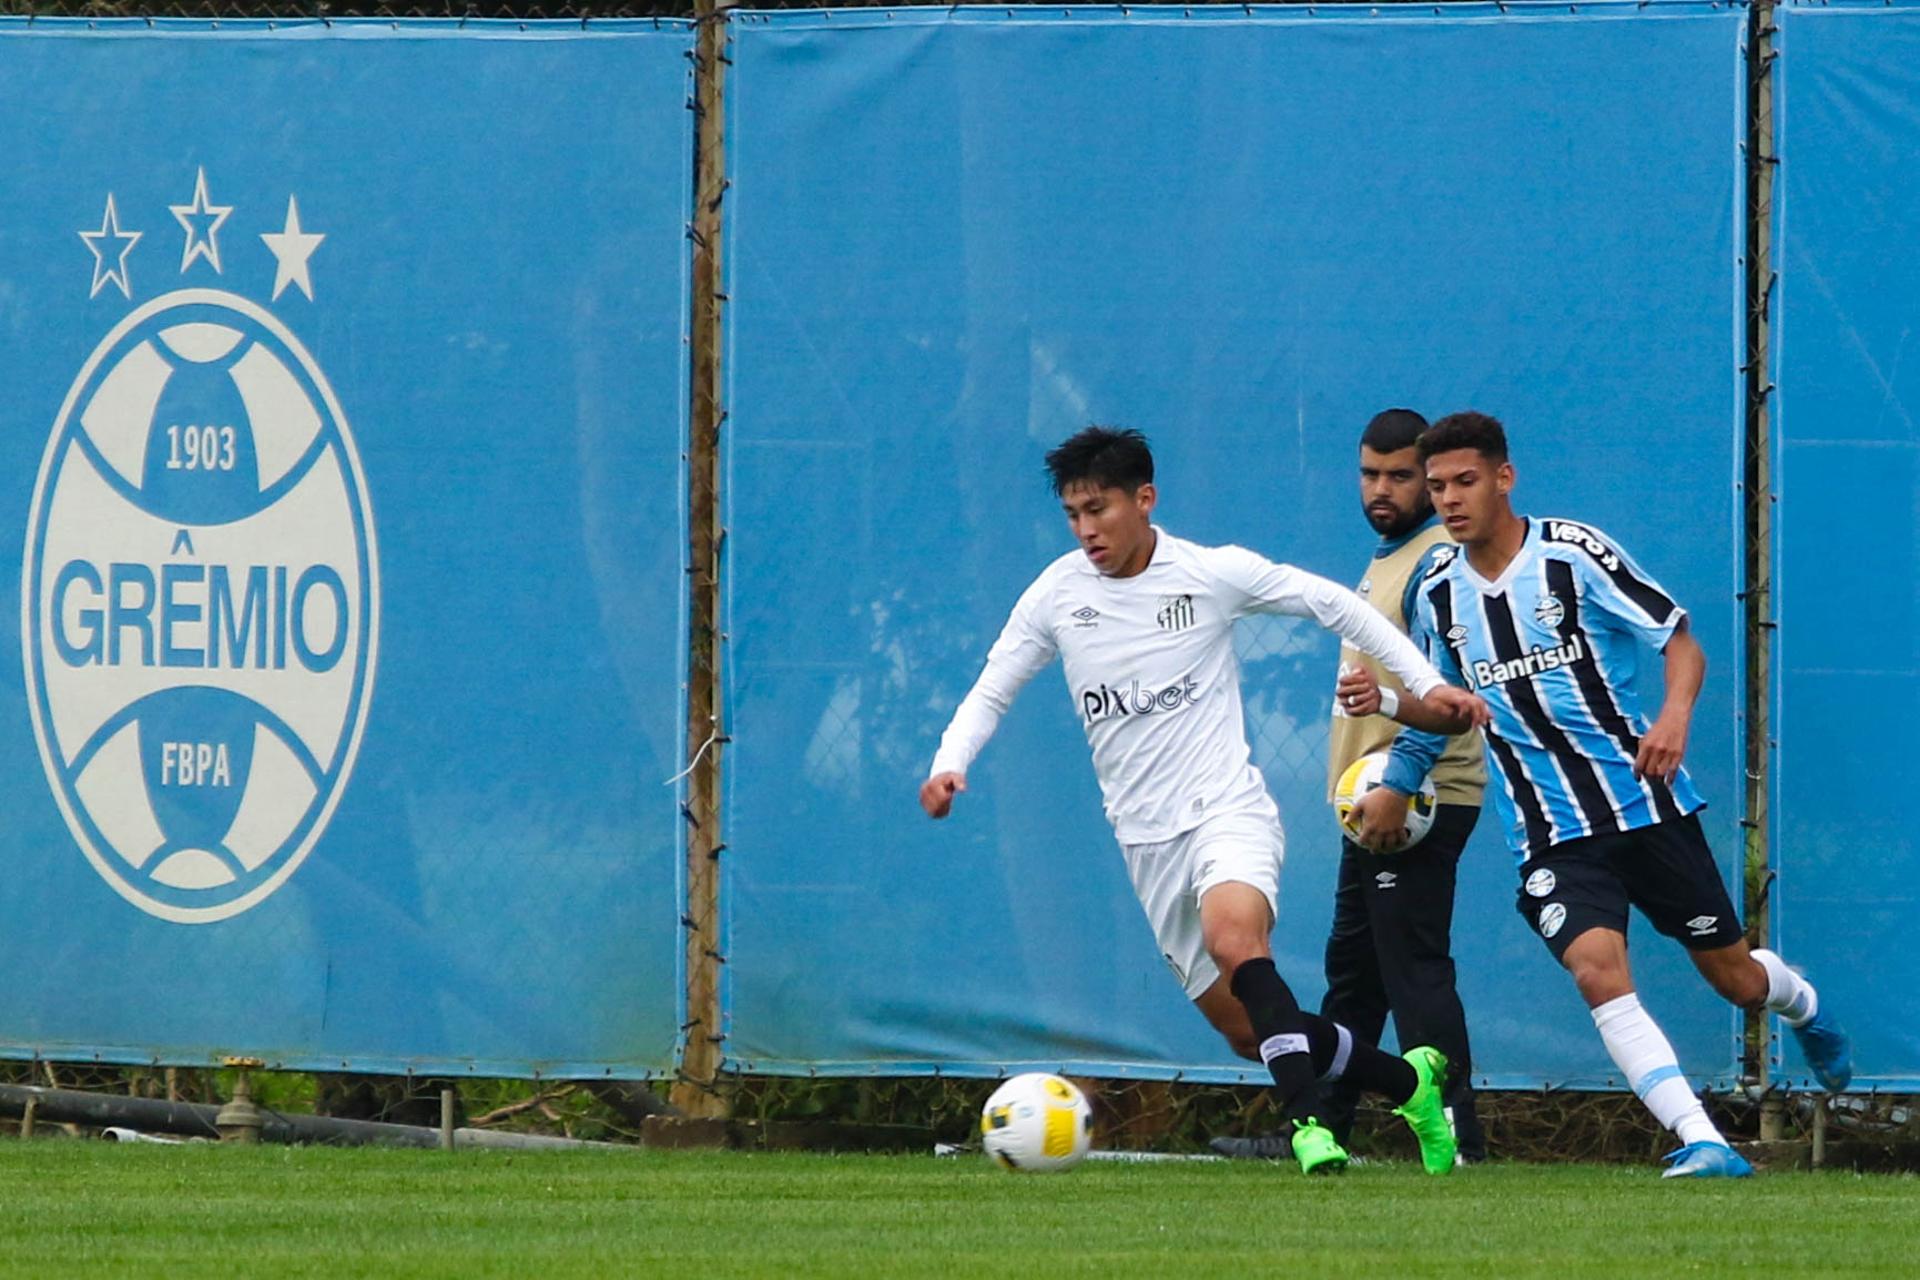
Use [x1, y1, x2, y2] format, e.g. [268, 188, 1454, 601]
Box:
[1360, 408, 1429, 454]
[1045, 426, 1154, 496]
[1418, 411, 1509, 464]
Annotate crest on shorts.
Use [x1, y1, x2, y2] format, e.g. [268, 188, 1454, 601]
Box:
[1524, 868, 1556, 898]
[1538, 902, 1567, 938]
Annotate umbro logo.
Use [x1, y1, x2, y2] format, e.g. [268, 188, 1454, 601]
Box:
[1686, 915, 1719, 936]
[1070, 606, 1101, 628]
[1446, 625, 1468, 644]
[1375, 871, 1397, 890]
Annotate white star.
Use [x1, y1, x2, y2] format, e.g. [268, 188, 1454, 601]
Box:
[79, 193, 143, 300]
[260, 195, 325, 302]
[261, 195, 324, 303]
[170, 167, 233, 274]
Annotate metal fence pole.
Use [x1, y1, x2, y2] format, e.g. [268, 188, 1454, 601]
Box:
[1743, 0, 1781, 1139]
[671, 0, 732, 1120]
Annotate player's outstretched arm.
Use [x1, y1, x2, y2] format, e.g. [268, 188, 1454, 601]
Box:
[1635, 619, 1704, 782]
[1260, 563, 1450, 700]
[921, 582, 1058, 821]
[920, 772, 966, 819]
[1336, 664, 1489, 734]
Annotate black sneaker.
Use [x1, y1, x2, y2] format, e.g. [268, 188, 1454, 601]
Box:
[1208, 1132, 1295, 1161]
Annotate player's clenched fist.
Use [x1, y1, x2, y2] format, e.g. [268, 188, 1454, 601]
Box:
[920, 771, 967, 819]
[1426, 685, 1492, 730]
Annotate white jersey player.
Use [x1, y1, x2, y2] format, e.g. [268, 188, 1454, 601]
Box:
[921, 426, 1489, 1175]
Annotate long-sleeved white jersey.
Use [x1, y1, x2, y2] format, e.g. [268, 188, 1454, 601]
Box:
[929, 528, 1446, 845]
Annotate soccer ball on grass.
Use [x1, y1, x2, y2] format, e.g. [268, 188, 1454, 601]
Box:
[979, 1073, 1093, 1172]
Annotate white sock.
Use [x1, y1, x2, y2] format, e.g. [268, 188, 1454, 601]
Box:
[1592, 993, 1724, 1147]
[1750, 948, 1818, 1027]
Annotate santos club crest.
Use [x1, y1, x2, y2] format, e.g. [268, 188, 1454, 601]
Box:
[25, 171, 378, 923]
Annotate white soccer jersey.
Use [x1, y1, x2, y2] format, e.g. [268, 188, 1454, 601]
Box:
[930, 528, 1446, 845]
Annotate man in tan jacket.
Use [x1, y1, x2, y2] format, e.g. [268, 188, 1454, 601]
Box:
[1217, 409, 1488, 1163]
[1323, 408, 1487, 1160]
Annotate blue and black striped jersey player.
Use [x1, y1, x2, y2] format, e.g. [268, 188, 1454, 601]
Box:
[1343, 412, 1852, 1180]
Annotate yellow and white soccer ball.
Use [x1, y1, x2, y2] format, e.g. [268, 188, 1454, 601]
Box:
[979, 1073, 1093, 1172]
[1334, 750, 1438, 849]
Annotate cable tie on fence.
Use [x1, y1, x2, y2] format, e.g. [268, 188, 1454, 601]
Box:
[665, 728, 722, 786]
[680, 803, 700, 830]
[703, 949, 726, 964]
[708, 840, 728, 861]
[680, 914, 698, 929]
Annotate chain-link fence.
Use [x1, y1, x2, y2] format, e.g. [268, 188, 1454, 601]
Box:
[0, 0, 1899, 1160]
[0, 0, 1450, 18]
[0, 1, 683, 17]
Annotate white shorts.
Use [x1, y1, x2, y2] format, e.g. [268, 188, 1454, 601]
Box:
[1121, 808, 1284, 1001]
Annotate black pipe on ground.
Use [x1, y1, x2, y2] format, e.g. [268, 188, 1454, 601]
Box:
[0, 1083, 611, 1151]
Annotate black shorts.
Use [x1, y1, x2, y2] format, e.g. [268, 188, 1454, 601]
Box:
[1512, 814, 1744, 962]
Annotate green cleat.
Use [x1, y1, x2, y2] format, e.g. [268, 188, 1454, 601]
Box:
[1393, 1046, 1457, 1176]
[1289, 1118, 1350, 1176]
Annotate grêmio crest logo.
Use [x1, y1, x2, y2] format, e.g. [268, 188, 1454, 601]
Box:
[25, 170, 378, 924]
[1468, 635, 1585, 690]
[1080, 677, 1201, 725]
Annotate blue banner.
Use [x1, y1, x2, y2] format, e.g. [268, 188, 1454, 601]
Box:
[0, 19, 693, 1076]
[722, 5, 1747, 1086]
[1772, 2, 1920, 1091]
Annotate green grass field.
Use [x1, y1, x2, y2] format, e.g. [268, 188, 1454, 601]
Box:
[2, 1143, 1916, 1277]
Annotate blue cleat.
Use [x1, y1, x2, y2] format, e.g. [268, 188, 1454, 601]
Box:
[1791, 1006, 1853, 1094]
[1661, 1142, 1754, 1180]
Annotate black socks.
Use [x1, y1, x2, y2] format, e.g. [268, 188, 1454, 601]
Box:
[1230, 957, 1321, 1120]
[1231, 958, 1419, 1116]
